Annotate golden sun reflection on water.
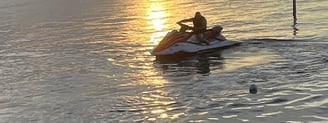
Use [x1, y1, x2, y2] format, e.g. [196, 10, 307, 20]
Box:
[115, 51, 181, 120]
[146, 2, 167, 30]
[146, 1, 170, 45]
[116, 2, 186, 121]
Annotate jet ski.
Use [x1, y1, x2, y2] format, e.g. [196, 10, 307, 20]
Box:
[151, 27, 241, 56]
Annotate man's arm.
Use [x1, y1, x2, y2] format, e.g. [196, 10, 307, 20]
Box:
[178, 18, 193, 23]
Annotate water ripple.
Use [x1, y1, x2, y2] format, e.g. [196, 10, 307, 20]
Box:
[0, 0, 327, 122]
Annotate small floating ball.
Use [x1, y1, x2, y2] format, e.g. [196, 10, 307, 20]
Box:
[323, 57, 328, 62]
[249, 84, 258, 94]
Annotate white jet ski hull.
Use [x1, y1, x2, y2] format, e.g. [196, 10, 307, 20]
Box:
[152, 40, 240, 56]
[151, 30, 241, 56]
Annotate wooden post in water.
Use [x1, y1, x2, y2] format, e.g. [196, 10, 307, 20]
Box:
[293, 0, 297, 19]
[292, 0, 298, 36]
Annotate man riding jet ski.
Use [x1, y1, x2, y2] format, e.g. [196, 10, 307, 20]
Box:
[151, 12, 240, 56]
[177, 12, 210, 45]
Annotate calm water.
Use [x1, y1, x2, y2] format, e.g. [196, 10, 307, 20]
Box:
[0, 0, 328, 122]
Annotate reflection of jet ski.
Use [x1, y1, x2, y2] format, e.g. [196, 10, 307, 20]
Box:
[151, 29, 241, 56]
[155, 50, 225, 76]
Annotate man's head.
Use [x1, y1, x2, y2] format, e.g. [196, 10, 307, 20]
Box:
[195, 12, 202, 19]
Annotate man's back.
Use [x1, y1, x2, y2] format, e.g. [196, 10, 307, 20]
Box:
[193, 15, 207, 34]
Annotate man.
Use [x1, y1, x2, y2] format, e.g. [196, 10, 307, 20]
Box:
[177, 12, 209, 44]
